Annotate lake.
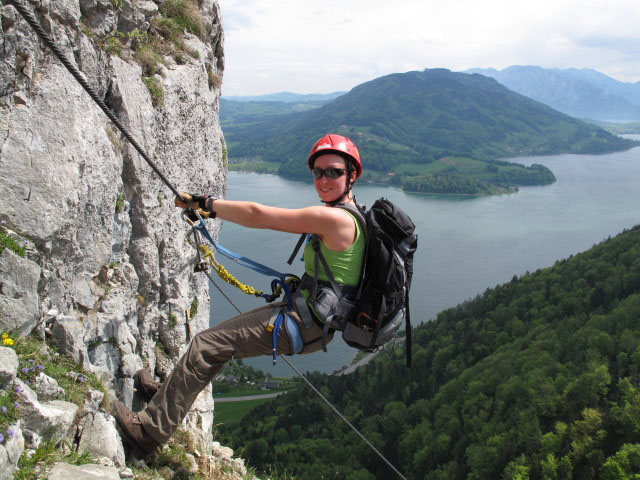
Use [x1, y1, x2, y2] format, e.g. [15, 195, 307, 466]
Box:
[210, 136, 640, 377]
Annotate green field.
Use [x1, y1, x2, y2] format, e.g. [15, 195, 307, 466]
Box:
[215, 388, 271, 397]
[214, 398, 276, 426]
[228, 161, 280, 174]
[214, 385, 297, 398]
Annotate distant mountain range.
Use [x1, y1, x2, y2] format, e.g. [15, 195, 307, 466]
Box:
[220, 98, 332, 128]
[223, 69, 636, 180]
[222, 91, 346, 103]
[465, 66, 640, 121]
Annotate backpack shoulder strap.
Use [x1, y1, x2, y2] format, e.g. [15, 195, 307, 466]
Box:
[337, 202, 368, 298]
[337, 202, 368, 239]
[287, 233, 308, 265]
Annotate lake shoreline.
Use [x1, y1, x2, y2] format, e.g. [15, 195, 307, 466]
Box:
[228, 167, 527, 197]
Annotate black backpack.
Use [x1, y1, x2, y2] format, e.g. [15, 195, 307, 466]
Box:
[289, 198, 417, 366]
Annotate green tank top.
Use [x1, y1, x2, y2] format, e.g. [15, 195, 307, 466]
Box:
[303, 211, 365, 286]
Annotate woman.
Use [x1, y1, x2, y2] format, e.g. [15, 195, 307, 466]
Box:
[112, 134, 366, 458]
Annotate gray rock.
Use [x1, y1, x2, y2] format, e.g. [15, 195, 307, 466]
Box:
[83, 389, 105, 412]
[33, 372, 65, 400]
[77, 411, 125, 467]
[50, 316, 88, 366]
[184, 383, 214, 453]
[0, 346, 18, 389]
[0, 445, 9, 480]
[49, 0, 81, 25]
[211, 441, 248, 476]
[0, 423, 23, 479]
[184, 453, 198, 473]
[79, 0, 98, 16]
[88, 342, 120, 372]
[119, 377, 136, 408]
[22, 428, 42, 449]
[0, 248, 41, 335]
[13, 90, 28, 105]
[118, 467, 134, 479]
[47, 462, 121, 480]
[3, 423, 24, 464]
[14, 379, 78, 441]
[119, 353, 142, 377]
[135, 0, 158, 18]
[1, 5, 17, 30]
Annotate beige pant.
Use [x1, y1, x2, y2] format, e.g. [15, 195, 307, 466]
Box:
[138, 303, 332, 444]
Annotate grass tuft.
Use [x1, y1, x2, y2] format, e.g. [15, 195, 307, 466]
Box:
[143, 77, 165, 107]
[189, 298, 199, 319]
[2, 334, 106, 479]
[10, 336, 105, 407]
[115, 193, 124, 213]
[135, 44, 164, 77]
[0, 232, 26, 257]
[13, 438, 93, 480]
[160, 0, 204, 39]
[207, 69, 222, 91]
[167, 312, 178, 329]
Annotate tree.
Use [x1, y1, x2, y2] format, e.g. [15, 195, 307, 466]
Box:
[600, 443, 640, 480]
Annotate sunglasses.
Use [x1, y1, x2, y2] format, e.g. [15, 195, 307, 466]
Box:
[312, 167, 347, 180]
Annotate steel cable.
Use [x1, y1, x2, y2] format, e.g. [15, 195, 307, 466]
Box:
[8, 0, 184, 201]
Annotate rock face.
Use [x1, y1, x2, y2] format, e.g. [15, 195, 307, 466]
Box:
[47, 462, 121, 480]
[0, 0, 225, 453]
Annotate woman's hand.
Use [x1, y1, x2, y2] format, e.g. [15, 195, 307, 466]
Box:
[175, 193, 215, 220]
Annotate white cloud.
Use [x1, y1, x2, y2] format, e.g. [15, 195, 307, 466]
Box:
[218, 0, 640, 95]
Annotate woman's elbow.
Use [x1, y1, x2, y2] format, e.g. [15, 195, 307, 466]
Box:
[246, 202, 270, 228]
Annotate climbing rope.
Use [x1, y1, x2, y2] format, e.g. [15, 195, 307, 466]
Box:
[199, 244, 265, 297]
[12, 3, 408, 478]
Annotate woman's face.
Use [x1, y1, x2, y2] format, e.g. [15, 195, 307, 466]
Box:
[312, 154, 353, 204]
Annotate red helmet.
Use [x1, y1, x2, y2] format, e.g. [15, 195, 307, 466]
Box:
[307, 134, 362, 178]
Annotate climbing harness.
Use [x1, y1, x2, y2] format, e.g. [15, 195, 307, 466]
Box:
[10, 2, 408, 477]
[183, 210, 301, 366]
[266, 310, 284, 365]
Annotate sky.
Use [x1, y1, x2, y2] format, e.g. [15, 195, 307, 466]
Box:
[218, 0, 640, 96]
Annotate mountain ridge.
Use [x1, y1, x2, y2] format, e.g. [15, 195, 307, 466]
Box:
[222, 69, 636, 193]
[466, 66, 640, 121]
[223, 91, 346, 103]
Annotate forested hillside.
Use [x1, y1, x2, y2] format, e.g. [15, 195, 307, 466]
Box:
[220, 225, 640, 480]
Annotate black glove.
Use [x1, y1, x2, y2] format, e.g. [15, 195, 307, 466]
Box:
[177, 193, 217, 221]
[184, 208, 213, 222]
[179, 193, 210, 210]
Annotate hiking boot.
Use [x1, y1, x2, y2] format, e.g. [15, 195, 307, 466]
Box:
[134, 369, 161, 403]
[111, 399, 160, 458]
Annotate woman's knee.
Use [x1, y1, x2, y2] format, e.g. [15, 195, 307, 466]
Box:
[189, 330, 233, 370]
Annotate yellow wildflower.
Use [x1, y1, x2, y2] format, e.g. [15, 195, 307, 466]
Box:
[1, 333, 7, 339]
[2, 338, 14, 346]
